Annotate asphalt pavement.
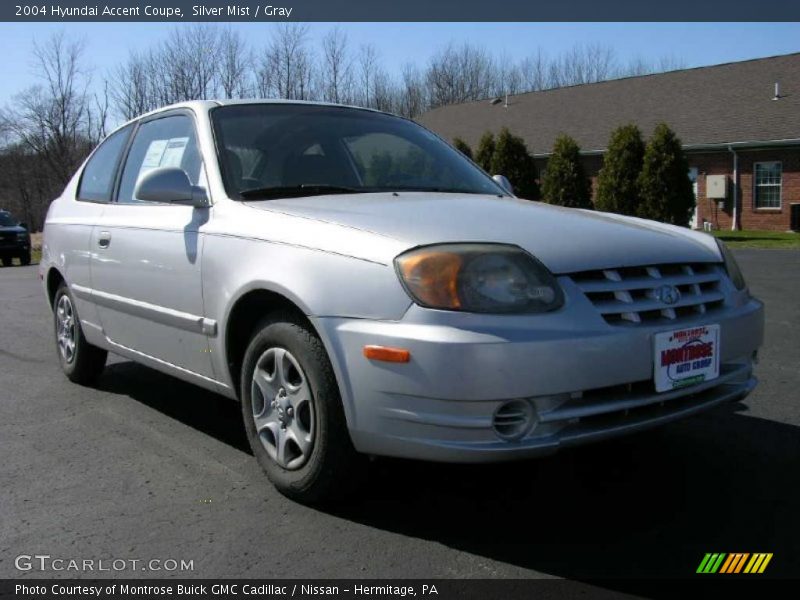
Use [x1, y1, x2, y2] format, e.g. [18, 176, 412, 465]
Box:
[1, 250, 798, 585]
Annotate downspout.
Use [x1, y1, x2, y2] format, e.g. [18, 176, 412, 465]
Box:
[729, 145, 739, 231]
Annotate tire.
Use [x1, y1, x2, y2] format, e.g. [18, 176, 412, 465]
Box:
[53, 282, 107, 384]
[240, 311, 365, 505]
[1, 256, 11, 267]
[20, 251, 31, 266]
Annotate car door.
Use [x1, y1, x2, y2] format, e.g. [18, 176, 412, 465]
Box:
[90, 110, 216, 380]
[54, 124, 133, 345]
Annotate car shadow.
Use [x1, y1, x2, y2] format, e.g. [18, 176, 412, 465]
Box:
[96, 361, 251, 454]
[95, 360, 799, 582]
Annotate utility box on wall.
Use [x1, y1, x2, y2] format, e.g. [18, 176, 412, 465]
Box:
[706, 175, 728, 199]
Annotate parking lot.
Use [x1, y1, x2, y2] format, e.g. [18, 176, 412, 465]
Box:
[1, 249, 798, 583]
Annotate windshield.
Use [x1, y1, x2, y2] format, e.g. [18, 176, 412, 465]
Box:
[0, 213, 18, 227]
[211, 104, 504, 200]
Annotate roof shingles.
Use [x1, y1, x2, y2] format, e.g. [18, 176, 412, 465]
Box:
[418, 53, 800, 155]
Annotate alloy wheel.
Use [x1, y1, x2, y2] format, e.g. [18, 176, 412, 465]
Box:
[251, 347, 316, 470]
[56, 294, 76, 364]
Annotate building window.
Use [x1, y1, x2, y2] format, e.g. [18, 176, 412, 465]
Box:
[754, 161, 782, 209]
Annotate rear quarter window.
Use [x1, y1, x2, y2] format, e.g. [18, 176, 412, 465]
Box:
[77, 125, 133, 203]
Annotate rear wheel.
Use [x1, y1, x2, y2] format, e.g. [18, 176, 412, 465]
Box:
[53, 282, 107, 384]
[240, 312, 365, 504]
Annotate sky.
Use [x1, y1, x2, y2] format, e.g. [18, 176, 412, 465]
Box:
[1, 22, 799, 107]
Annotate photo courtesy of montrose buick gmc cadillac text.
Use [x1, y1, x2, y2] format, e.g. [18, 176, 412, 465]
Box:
[40, 101, 764, 503]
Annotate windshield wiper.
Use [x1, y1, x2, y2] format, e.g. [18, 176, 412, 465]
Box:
[385, 186, 489, 195]
[239, 184, 367, 200]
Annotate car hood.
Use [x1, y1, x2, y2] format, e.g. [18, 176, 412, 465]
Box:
[245, 192, 720, 273]
[0, 226, 25, 234]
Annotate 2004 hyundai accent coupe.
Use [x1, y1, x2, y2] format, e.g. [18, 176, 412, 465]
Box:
[41, 100, 764, 503]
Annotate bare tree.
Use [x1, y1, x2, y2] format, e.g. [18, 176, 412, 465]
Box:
[426, 43, 495, 108]
[398, 63, 427, 118]
[355, 44, 379, 108]
[0, 32, 105, 229]
[319, 27, 353, 104]
[2, 32, 98, 185]
[219, 27, 251, 99]
[549, 43, 617, 87]
[493, 52, 523, 98]
[111, 51, 155, 120]
[371, 69, 398, 112]
[618, 53, 687, 78]
[519, 50, 550, 91]
[157, 25, 220, 103]
[261, 24, 315, 100]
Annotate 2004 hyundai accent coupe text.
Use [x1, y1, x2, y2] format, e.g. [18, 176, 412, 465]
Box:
[41, 101, 764, 503]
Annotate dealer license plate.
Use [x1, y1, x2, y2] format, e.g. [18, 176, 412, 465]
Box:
[654, 324, 720, 393]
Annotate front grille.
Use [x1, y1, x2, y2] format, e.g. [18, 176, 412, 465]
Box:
[568, 262, 726, 326]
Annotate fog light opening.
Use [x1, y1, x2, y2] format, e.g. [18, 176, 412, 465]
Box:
[493, 399, 538, 441]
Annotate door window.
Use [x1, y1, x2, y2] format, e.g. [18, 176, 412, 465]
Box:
[117, 115, 204, 204]
[77, 125, 132, 202]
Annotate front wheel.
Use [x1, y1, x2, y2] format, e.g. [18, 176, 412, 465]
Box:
[240, 313, 365, 505]
[53, 282, 107, 384]
[1, 256, 11, 267]
[20, 251, 31, 266]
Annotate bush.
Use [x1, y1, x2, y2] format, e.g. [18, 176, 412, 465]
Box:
[490, 127, 539, 199]
[474, 132, 496, 172]
[452, 137, 473, 160]
[540, 134, 591, 208]
[637, 123, 695, 226]
[595, 124, 644, 216]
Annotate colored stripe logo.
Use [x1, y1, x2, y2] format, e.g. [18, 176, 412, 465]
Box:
[697, 553, 773, 574]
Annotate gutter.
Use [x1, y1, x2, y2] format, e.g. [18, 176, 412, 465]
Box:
[531, 137, 800, 159]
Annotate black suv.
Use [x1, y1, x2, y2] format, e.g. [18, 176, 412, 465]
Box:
[0, 210, 31, 266]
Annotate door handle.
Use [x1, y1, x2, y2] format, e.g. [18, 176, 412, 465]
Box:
[97, 231, 111, 249]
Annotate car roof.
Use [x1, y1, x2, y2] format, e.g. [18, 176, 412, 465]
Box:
[108, 99, 396, 142]
[130, 99, 388, 124]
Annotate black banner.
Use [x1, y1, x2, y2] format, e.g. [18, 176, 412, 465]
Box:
[1, 579, 795, 600]
[4, 0, 800, 22]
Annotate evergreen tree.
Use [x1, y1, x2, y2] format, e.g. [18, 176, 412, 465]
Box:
[595, 124, 644, 216]
[474, 132, 496, 172]
[452, 137, 473, 160]
[540, 134, 591, 208]
[490, 127, 539, 199]
[637, 123, 695, 225]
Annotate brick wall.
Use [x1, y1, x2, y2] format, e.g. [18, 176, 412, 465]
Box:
[537, 147, 799, 231]
[689, 149, 799, 232]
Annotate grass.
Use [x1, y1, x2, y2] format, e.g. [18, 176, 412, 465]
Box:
[711, 229, 800, 249]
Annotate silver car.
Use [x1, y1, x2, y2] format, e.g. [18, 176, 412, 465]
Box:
[41, 101, 764, 503]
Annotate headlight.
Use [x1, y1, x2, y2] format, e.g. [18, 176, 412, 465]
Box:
[715, 238, 746, 290]
[16, 233, 28, 241]
[395, 243, 564, 313]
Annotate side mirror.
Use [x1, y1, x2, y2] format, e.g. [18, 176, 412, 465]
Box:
[492, 174, 514, 195]
[134, 167, 209, 208]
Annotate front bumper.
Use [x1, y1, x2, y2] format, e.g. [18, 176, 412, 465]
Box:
[314, 295, 764, 463]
